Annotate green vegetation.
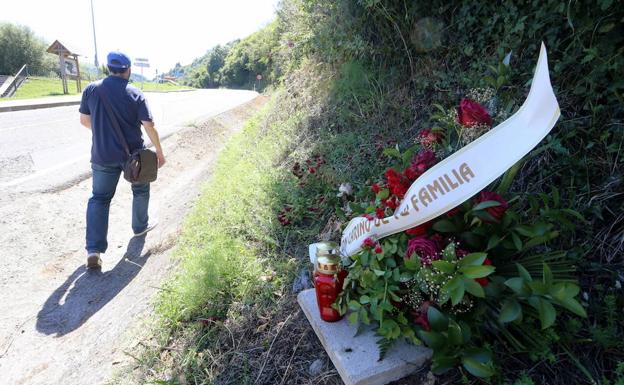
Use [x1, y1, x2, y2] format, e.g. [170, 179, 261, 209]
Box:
[1, 77, 192, 100]
[3, 76, 82, 99]
[0, 23, 57, 76]
[130, 0, 623, 384]
[167, 21, 281, 91]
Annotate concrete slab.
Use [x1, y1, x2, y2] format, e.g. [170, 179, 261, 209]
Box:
[298, 289, 431, 385]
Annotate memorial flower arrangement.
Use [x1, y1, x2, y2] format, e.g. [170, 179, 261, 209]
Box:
[335, 94, 587, 378]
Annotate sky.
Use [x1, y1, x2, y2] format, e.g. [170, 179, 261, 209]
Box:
[1, 0, 279, 78]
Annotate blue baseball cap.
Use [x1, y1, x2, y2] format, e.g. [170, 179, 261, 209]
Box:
[107, 51, 131, 69]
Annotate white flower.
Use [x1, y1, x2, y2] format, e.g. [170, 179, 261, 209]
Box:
[337, 183, 353, 197]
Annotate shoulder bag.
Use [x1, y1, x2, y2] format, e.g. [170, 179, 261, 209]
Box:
[95, 85, 158, 183]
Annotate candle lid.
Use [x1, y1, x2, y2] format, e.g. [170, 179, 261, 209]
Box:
[316, 241, 338, 257]
[317, 255, 340, 274]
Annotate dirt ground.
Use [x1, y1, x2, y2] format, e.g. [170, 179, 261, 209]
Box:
[0, 96, 266, 385]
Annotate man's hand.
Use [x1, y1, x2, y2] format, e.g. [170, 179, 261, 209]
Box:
[142, 120, 166, 169]
[157, 151, 166, 168]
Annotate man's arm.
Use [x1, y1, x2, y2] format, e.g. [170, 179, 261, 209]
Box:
[80, 113, 91, 129]
[141, 120, 166, 168]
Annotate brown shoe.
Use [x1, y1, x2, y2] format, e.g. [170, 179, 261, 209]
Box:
[86, 253, 102, 269]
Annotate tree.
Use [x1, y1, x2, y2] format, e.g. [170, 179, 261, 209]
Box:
[0, 23, 47, 75]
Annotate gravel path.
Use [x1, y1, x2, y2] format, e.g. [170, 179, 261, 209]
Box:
[0, 96, 266, 385]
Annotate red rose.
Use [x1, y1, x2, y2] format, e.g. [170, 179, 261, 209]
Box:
[374, 244, 383, 254]
[411, 301, 431, 331]
[403, 166, 421, 181]
[475, 191, 509, 221]
[309, 167, 316, 174]
[418, 129, 442, 147]
[412, 150, 437, 171]
[406, 237, 440, 266]
[385, 197, 399, 209]
[375, 207, 385, 219]
[362, 238, 376, 248]
[392, 184, 407, 198]
[405, 222, 431, 236]
[385, 169, 401, 184]
[361, 213, 374, 220]
[371, 183, 381, 194]
[457, 98, 492, 127]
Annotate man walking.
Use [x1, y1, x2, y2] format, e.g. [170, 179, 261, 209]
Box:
[79, 51, 166, 269]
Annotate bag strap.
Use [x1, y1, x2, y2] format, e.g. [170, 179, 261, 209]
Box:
[95, 83, 130, 157]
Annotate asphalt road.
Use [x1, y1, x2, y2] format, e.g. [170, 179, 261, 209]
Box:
[0, 89, 257, 191]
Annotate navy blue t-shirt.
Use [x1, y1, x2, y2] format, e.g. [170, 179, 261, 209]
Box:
[79, 76, 153, 164]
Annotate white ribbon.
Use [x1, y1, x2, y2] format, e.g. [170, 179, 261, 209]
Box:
[338, 43, 560, 257]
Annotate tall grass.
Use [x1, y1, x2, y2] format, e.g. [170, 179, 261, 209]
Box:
[155, 92, 302, 325]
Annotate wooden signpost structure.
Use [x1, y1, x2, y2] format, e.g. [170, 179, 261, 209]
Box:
[46, 40, 82, 94]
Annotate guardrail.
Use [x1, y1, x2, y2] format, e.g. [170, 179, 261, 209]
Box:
[1, 64, 29, 98]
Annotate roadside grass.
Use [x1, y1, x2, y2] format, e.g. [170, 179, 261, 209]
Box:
[2, 76, 193, 100]
[115, 89, 335, 385]
[4, 76, 82, 99]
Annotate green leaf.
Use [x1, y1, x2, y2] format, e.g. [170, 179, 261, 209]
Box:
[377, 188, 390, 200]
[373, 269, 386, 277]
[458, 252, 487, 268]
[556, 296, 587, 317]
[442, 242, 456, 261]
[432, 219, 457, 233]
[348, 300, 362, 311]
[360, 308, 370, 324]
[447, 321, 463, 345]
[427, 306, 449, 332]
[486, 235, 501, 250]
[472, 200, 501, 211]
[511, 232, 523, 251]
[462, 357, 495, 378]
[515, 226, 535, 237]
[528, 280, 548, 295]
[418, 330, 446, 350]
[464, 278, 485, 298]
[516, 263, 533, 281]
[550, 282, 580, 301]
[542, 263, 553, 287]
[359, 295, 370, 305]
[461, 265, 495, 279]
[504, 277, 525, 294]
[450, 281, 466, 305]
[431, 355, 456, 374]
[348, 311, 359, 325]
[399, 272, 413, 282]
[383, 148, 401, 158]
[499, 298, 522, 323]
[432, 260, 456, 274]
[535, 298, 557, 329]
[404, 257, 421, 271]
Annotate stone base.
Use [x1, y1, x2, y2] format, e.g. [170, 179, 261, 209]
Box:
[297, 289, 431, 385]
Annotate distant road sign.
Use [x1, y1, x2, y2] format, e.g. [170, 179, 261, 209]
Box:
[134, 57, 149, 68]
[256, 74, 262, 80]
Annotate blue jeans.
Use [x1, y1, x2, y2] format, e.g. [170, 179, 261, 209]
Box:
[86, 162, 150, 254]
